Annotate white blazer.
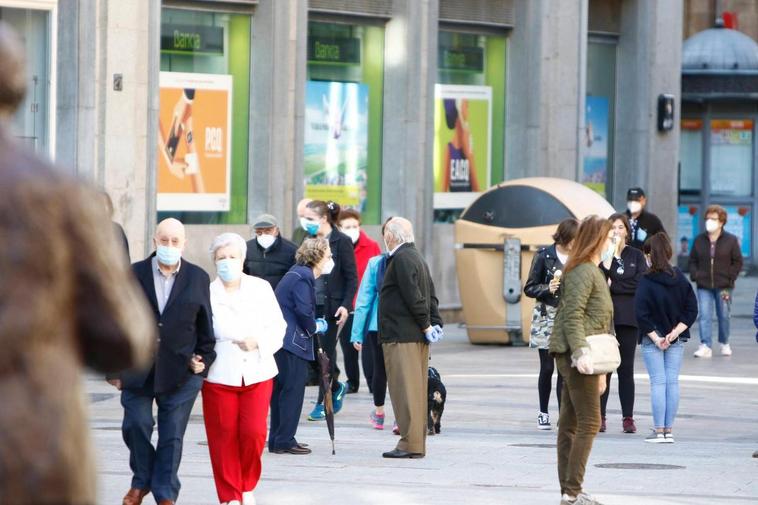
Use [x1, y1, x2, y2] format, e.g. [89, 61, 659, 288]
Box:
[206, 274, 286, 387]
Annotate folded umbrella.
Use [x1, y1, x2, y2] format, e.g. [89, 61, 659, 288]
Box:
[315, 332, 336, 455]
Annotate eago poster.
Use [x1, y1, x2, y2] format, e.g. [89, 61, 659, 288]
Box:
[433, 84, 492, 209]
[304, 81, 369, 210]
[157, 72, 232, 212]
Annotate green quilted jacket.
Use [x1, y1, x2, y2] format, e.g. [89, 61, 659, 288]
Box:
[549, 262, 613, 356]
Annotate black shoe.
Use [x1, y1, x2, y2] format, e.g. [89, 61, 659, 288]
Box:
[272, 445, 312, 455]
[346, 382, 359, 394]
[382, 449, 424, 459]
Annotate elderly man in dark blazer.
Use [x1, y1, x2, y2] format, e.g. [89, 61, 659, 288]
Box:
[379, 217, 443, 459]
[109, 218, 216, 505]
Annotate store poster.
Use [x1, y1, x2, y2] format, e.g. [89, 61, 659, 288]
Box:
[723, 206, 752, 257]
[433, 84, 492, 209]
[583, 96, 609, 196]
[710, 120, 753, 196]
[157, 72, 232, 211]
[676, 205, 700, 257]
[304, 81, 369, 210]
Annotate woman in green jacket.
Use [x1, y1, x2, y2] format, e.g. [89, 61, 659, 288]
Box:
[550, 216, 614, 505]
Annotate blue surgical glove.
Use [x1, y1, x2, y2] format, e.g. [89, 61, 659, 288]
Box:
[425, 327, 438, 343]
[432, 324, 444, 342]
[315, 318, 328, 334]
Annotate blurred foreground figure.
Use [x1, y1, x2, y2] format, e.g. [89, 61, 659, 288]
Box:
[0, 21, 154, 505]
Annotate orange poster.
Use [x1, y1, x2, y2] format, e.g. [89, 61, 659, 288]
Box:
[157, 72, 232, 211]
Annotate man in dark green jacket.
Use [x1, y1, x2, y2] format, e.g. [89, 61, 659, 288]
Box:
[378, 217, 443, 459]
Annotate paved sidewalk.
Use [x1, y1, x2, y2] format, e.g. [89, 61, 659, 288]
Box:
[89, 276, 758, 505]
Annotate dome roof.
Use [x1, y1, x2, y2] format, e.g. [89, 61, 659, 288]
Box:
[682, 20, 758, 73]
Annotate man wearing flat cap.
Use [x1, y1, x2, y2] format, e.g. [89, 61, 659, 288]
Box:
[624, 187, 665, 250]
[244, 213, 298, 289]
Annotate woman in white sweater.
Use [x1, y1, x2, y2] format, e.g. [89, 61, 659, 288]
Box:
[203, 233, 286, 505]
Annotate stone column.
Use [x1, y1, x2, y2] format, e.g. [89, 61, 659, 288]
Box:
[381, 0, 438, 255]
[55, 0, 153, 259]
[506, 0, 587, 181]
[615, 0, 683, 232]
[248, 0, 308, 233]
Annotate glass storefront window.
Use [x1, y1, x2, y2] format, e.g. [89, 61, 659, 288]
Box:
[2, 7, 51, 155]
[709, 119, 754, 197]
[157, 8, 251, 224]
[679, 119, 703, 193]
[305, 21, 384, 225]
[584, 39, 617, 199]
[434, 30, 507, 222]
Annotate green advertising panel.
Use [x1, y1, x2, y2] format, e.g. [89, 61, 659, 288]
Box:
[306, 21, 384, 224]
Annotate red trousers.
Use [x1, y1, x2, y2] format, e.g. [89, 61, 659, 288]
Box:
[202, 379, 274, 503]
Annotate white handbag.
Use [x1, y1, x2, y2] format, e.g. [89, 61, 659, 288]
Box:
[585, 333, 621, 375]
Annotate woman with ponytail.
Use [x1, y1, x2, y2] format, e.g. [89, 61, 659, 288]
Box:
[301, 200, 358, 420]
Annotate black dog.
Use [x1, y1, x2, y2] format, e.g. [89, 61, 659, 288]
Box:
[427, 366, 447, 435]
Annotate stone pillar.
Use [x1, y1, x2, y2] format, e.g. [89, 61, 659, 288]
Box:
[55, 0, 98, 180]
[381, 0, 438, 255]
[55, 0, 153, 259]
[506, 0, 587, 181]
[615, 0, 683, 233]
[249, 0, 308, 233]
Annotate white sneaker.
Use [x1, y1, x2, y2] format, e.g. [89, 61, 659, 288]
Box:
[720, 344, 732, 356]
[227, 501, 241, 505]
[693, 344, 712, 358]
[644, 431, 667, 443]
[538, 412, 551, 430]
[664, 432, 675, 443]
[243, 491, 256, 505]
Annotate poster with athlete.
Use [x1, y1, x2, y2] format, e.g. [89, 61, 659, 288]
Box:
[303, 80, 369, 210]
[433, 84, 491, 209]
[157, 72, 232, 211]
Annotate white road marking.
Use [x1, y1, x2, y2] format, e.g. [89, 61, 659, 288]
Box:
[445, 373, 758, 385]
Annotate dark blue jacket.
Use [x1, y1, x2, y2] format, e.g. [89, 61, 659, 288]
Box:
[634, 267, 698, 343]
[275, 265, 318, 361]
[121, 255, 216, 394]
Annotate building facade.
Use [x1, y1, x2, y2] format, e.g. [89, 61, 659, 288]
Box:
[5, 0, 684, 313]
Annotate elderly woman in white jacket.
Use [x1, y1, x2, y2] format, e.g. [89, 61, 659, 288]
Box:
[203, 233, 286, 505]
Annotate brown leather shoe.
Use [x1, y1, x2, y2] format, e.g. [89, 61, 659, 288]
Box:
[122, 488, 150, 505]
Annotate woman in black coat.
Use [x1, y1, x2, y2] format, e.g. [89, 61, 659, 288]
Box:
[599, 213, 648, 434]
[301, 200, 358, 420]
[524, 218, 578, 430]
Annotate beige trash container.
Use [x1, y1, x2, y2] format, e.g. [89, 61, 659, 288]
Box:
[454, 177, 616, 344]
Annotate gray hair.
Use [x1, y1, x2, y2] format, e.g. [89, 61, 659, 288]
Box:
[385, 217, 415, 244]
[209, 232, 247, 262]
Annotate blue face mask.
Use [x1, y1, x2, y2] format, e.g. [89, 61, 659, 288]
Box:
[601, 242, 615, 264]
[216, 258, 242, 283]
[304, 219, 320, 236]
[156, 245, 182, 266]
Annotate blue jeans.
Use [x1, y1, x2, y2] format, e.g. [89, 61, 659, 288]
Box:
[697, 288, 731, 346]
[120, 374, 203, 502]
[641, 339, 684, 429]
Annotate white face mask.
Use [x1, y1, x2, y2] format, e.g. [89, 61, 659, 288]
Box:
[321, 258, 335, 275]
[627, 201, 642, 214]
[705, 219, 721, 233]
[257, 233, 276, 249]
[299, 217, 310, 232]
[343, 227, 360, 244]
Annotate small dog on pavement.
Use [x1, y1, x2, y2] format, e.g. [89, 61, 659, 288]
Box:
[427, 366, 447, 435]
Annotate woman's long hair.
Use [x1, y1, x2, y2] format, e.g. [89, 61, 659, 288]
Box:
[564, 216, 612, 274]
[643, 232, 674, 275]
